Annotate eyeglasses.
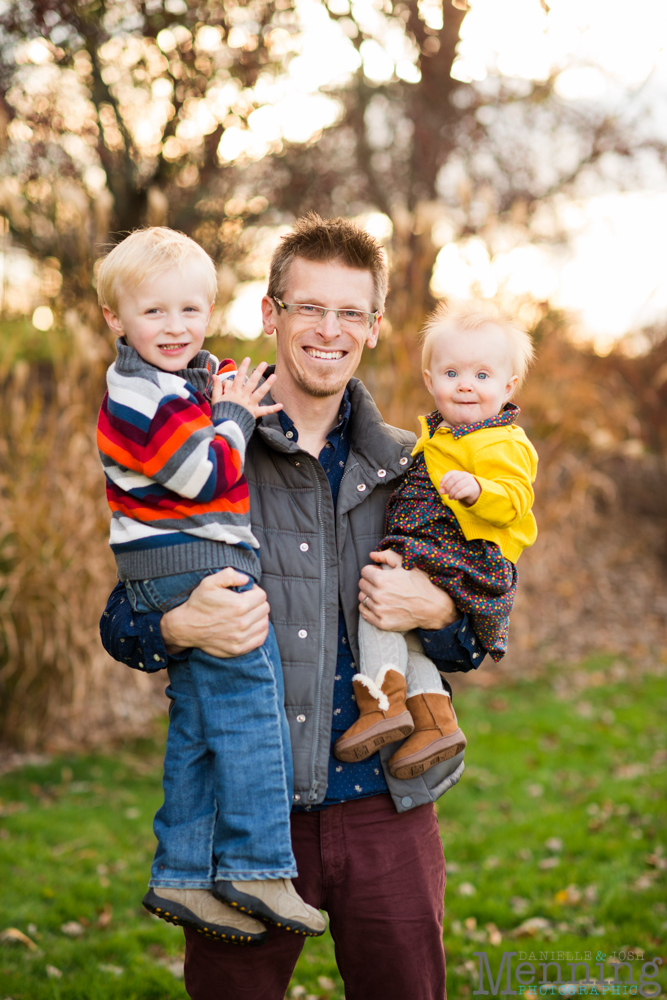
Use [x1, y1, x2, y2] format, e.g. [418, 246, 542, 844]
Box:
[272, 296, 379, 330]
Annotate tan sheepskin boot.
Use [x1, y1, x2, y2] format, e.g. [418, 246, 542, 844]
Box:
[388, 692, 466, 779]
[333, 667, 414, 763]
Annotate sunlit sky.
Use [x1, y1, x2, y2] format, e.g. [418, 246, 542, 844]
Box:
[8, 0, 667, 347]
[220, 0, 667, 345]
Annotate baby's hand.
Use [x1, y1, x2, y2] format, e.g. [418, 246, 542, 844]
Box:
[215, 357, 283, 420]
[439, 470, 481, 507]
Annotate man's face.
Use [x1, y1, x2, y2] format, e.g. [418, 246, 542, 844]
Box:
[262, 258, 381, 399]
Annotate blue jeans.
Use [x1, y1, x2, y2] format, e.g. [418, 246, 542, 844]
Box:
[125, 569, 297, 887]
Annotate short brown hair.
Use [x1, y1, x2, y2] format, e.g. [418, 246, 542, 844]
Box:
[421, 300, 535, 390]
[97, 227, 217, 314]
[267, 213, 389, 312]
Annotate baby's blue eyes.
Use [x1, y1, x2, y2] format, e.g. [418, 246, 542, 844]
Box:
[444, 370, 489, 379]
[477, 372, 488, 380]
[446, 370, 457, 378]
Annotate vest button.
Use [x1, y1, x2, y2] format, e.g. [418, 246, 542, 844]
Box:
[296, 714, 306, 723]
[356, 483, 367, 492]
[399, 457, 409, 466]
[293, 793, 301, 801]
[299, 542, 309, 552]
[401, 796, 413, 808]
[377, 469, 387, 477]
[298, 629, 308, 638]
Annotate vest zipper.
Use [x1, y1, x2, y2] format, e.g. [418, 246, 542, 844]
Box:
[306, 455, 327, 802]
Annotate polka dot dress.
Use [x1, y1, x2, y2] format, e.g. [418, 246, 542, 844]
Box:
[379, 412, 518, 661]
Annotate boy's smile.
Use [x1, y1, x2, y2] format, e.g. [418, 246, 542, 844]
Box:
[103, 261, 214, 372]
[424, 323, 518, 427]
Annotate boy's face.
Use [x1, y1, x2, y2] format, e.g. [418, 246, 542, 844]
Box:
[424, 323, 518, 427]
[103, 261, 214, 372]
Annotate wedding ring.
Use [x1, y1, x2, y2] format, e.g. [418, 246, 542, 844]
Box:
[363, 596, 370, 608]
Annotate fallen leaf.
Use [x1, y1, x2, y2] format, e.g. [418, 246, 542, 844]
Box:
[486, 922, 502, 946]
[97, 905, 113, 928]
[60, 921, 85, 937]
[317, 975, 335, 990]
[99, 963, 123, 976]
[0, 928, 38, 950]
[457, 882, 477, 897]
[510, 916, 552, 938]
[45, 965, 63, 979]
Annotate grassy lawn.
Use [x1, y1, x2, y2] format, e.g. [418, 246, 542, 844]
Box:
[0, 655, 665, 999]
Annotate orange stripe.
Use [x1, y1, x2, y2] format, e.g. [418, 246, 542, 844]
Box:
[144, 414, 212, 477]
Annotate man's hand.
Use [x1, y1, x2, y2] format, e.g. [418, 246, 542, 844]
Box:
[358, 549, 460, 632]
[440, 470, 481, 507]
[160, 568, 270, 658]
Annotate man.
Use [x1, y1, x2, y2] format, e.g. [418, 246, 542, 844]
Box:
[101, 214, 480, 1000]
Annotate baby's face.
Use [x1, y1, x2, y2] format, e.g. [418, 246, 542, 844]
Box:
[103, 260, 214, 372]
[424, 323, 518, 427]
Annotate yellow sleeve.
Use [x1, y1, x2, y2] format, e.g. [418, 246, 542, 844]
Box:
[468, 439, 537, 528]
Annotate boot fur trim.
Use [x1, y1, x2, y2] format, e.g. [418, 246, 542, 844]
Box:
[351, 673, 390, 711]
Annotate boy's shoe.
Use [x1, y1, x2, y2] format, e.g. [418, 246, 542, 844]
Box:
[333, 667, 414, 763]
[388, 692, 466, 779]
[213, 879, 326, 937]
[142, 887, 268, 945]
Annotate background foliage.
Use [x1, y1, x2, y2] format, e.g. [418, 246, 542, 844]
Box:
[0, 0, 665, 748]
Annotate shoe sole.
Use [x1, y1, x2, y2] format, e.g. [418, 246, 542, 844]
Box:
[212, 884, 326, 937]
[333, 711, 414, 763]
[142, 889, 267, 946]
[389, 732, 467, 780]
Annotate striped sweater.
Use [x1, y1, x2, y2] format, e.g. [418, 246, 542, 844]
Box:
[97, 339, 261, 582]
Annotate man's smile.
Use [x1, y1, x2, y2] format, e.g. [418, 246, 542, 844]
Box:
[303, 347, 346, 361]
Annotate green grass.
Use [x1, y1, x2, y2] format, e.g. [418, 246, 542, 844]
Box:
[0, 657, 665, 999]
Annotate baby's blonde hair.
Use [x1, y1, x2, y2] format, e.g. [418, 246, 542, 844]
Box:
[421, 300, 535, 390]
[97, 227, 217, 313]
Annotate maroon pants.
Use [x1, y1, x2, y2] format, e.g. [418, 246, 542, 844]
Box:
[183, 793, 447, 1000]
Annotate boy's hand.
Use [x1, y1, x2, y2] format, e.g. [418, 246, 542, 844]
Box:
[212, 357, 283, 419]
[440, 470, 481, 507]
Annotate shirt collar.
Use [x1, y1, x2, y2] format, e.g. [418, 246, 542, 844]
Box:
[278, 387, 352, 445]
[425, 401, 520, 440]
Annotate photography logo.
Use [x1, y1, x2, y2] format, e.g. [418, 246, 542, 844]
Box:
[472, 950, 664, 996]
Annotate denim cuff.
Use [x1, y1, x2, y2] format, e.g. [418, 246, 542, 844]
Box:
[417, 613, 485, 673]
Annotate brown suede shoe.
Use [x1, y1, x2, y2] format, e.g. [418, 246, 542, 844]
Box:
[333, 667, 414, 763]
[213, 878, 327, 937]
[142, 887, 268, 945]
[388, 692, 466, 779]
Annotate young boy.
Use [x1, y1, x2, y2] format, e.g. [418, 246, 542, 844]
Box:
[96, 228, 326, 944]
[334, 300, 538, 778]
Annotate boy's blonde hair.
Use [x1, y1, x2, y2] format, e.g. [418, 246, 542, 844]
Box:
[97, 227, 217, 313]
[421, 300, 535, 390]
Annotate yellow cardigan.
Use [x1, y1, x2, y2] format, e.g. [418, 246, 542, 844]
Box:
[413, 415, 538, 564]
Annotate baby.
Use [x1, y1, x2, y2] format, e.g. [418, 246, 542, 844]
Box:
[97, 228, 325, 944]
[334, 300, 538, 778]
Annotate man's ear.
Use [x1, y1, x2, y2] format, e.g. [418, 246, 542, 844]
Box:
[103, 306, 123, 335]
[261, 295, 277, 336]
[365, 313, 382, 350]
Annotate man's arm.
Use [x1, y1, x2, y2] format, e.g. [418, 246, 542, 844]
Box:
[358, 549, 484, 673]
[358, 549, 458, 632]
[100, 570, 271, 667]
